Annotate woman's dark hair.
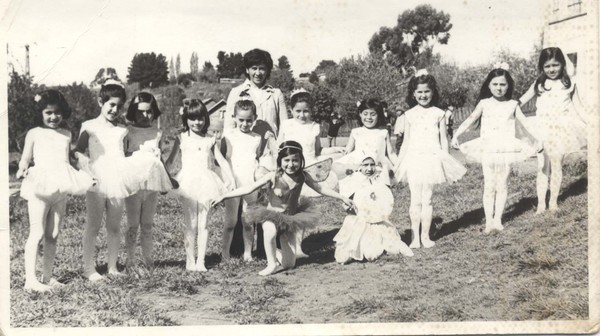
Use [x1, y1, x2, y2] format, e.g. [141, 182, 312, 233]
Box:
[276, 140, 305, 174]
[290, 91, 313, 109]
[126, 92, 162, 122]
[243, 48, 273, 80]
[534, 47, 571, 96]
[180, 98, 210, 134]
[357, 98, 386, 128]
[406, 74, 440, 108]
[477, 68, 515, 103]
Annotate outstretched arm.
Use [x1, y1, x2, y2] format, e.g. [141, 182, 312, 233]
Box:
[451, 102, 483, 148]
[211, 172, 274, 207]
[213, 143, 236, 190]
[305, 174, 353, 208]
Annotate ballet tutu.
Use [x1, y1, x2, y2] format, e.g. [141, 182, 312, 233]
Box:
[84, 155, 149, 199]
[20, 162, 95, 201]
[334, 216, 413, 263]
[175, 168, 227, 205]
[395, 150, 466, 185]
[533, 112, 587, 156]
[244, 198, 320, 233]
[460, 136, 536, 167]
[129, 150, 173, 193]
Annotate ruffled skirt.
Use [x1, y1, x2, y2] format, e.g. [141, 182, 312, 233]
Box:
[244, 198, 319, 233]
[175, 168, 227, 205]
[20, 163, 95, 201]
[533, 111, 587, 155]
[130, 150, 173, 193]
[460, 136, 536, 168]
[334, 216, 413, 262]
[395, 150, 466, 184]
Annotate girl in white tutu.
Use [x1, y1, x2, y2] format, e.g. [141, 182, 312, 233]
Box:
[220, 98, 277, 261]
[17, 90, 95, 291]
[165, 99, 234, 272]
[123, 92, 176, 268]
[518, 47, 587, 213]
[334, 153, 413, 263]
[278, 88, 340, 258]
[333, 98, 397, 185]
[73, 79, 150, 281]
[394, 70, 466, 248]
[452, 64, 540, 233]
[211, 141, 352, 276]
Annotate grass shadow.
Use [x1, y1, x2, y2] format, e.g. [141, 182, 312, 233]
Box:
[296, 229, 339, 265]
[431, 208, 485, 241]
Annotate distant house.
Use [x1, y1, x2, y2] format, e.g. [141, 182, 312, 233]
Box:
[204, 98, 227, 139]
[218, 78, 244, 85]
[543, 0, 598, 116]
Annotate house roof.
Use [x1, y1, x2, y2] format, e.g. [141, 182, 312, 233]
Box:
[206, 99, 226, 114]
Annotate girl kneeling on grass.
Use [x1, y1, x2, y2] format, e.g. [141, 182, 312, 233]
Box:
[211, 141, 353, 276]
[334, 152, 413, 263]
[18, 90, 96, 291]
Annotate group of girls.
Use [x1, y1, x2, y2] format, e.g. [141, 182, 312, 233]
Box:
[17, 46, 586, 291]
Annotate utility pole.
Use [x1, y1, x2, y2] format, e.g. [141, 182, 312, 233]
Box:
[25, 44, 30, 76]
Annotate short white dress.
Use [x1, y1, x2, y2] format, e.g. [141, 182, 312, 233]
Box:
[459, 98, 536, 168]
[126, 125, 172, 193]
[533, 78, 586, 155]
[394, 106, 466, 184]
[175, 133, 227, 206]
[20, 127, 95, 200]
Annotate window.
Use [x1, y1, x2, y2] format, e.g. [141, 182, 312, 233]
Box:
[568, 0, 583, 15]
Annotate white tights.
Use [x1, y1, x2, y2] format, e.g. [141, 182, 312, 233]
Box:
[482, 161, 510, 233]
[223, 196, 255, 261]
[536, 151, 564, 213]
[408, 180, 435, 248]
[181, 197, 209, 272]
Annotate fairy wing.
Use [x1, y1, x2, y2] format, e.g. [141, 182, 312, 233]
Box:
[304, 158, 332, 183]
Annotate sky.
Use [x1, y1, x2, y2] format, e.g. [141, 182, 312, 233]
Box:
[2, 0, 547, 86]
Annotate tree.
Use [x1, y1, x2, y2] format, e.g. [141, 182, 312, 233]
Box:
[190, 52, 199, 78]
[315, 60, 337, 74]
[309, 71, 320, 84]
[278, 55, 291, 73]
[56, 82, 99, 136]
[198, 61, 218, 83]
[177, 73, 196, 88]
[311, 85, 336, 123]
[368, 5, 452, 73]
[127, 52, 169, 89]
[169, 57, 176, 83]
[175, 54, 181, 78]
[8, 71, 38, 152]
[216, 51, 245, 78]
[269, 69, 295, 95]
[90, 67, 120, 87]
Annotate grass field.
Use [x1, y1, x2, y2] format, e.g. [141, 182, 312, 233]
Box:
[8, 147, 589, 327]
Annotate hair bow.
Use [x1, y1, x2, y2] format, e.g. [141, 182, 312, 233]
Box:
[493, 62, 510, 71]
[34, 94, 42, 103]
[415, 69, 429, 77]
[179, 107, 185, 115]
[356, 100, 362, 108]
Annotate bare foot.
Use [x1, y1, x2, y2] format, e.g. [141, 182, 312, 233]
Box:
[243, 254, 254, 262]
[87, 272, 105, 282]
[484, 225, 493, 234]
[275, 249, 283, 263]
[493, 220, 504, 231]
[548, 203, 558, 212]
[409, 240, 420, 249]
[258, 263, 279, 276]
[421, 239, 435, 248]
[399, 243, 414, 257]
[24, 281, 52, 292]
[535, 205, 546, 215]
[221, 252, 231, 261]
[185, 260, 196, 271]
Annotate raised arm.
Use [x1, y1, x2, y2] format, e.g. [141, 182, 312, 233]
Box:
[451, 102, 484, 148]
[16, 130, 35, 179]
